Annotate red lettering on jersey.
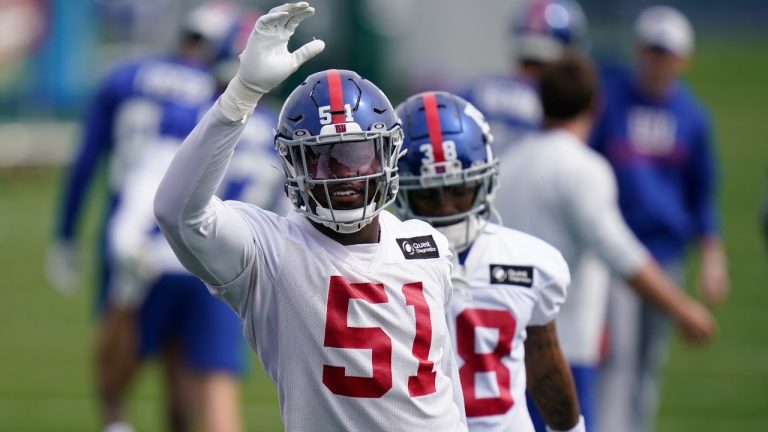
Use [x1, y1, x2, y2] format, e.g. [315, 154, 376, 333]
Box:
[456, 308, 517, 416]
[403, 282, 437, 396]
[322, 276, 438, 399]
[323, 276, 392, 398]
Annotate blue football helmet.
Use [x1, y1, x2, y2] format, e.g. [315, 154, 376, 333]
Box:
[511, 0, 589, 63]
[394, 91, 499, 252]
[275, 69, 404, 234]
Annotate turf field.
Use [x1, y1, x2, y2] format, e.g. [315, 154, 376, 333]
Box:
[0, 40, 766, 431]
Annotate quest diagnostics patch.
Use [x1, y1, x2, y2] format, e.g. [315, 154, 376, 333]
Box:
[489, 264, 534, 287]
[397, 235, 439, 260]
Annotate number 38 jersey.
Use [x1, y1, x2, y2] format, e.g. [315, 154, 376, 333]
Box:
[209, 207, 468, 432]
[446, 222, 570, 432]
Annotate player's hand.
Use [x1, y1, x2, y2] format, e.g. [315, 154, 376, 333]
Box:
[45, 239, 82, 296]
[219, 2, 324, 121]
[674, 298, 717, 344]
[237, 2, 325, 94]
[698, 243, 729, 307]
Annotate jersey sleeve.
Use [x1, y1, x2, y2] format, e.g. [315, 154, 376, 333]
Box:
[685, 108, 720, 238]
[154, 102, 257, 287]
[529, 244, 571, 326]
[56, 68, 123, 240]
[560, 154, 649, 278]
[433, 229, 456, 308]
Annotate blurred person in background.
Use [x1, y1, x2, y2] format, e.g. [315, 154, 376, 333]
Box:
[394, 90, 585, 432]
[494, 52, 716, 432]
[590, 6, 730, 432]
[461, 0, 588, 155]
[45, 2, 284, 431]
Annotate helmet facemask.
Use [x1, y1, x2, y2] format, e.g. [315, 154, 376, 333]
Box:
[277, 124, 404, 234]
[396, 156, 499, 252]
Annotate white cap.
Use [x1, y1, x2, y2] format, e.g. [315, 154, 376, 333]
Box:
[634, 5, 694, 57]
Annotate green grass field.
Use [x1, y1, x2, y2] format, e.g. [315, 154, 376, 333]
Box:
[1, 40, 767, 431]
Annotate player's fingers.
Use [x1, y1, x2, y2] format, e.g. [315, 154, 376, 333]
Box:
[292, 39, 325, 67]
[268, 1, 310, 15]
[256, 11, 290, 32]
[285, 7, 315, 33]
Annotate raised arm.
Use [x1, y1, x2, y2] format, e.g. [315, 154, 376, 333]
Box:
[153, 2, 324, 285]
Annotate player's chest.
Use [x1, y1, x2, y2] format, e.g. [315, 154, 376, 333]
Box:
[277, 259, 447, 325]
[609, 106, 693, 162]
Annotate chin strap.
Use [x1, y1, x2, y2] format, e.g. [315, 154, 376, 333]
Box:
[436, 215, 484, 253]
[313, 202, 377, 234]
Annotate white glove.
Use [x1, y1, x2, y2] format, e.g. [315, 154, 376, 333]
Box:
[546, 415, 586, 432]
[108, 258, 155, 309]
[219, 2, 325, 121]
[45, 239, 82, 296]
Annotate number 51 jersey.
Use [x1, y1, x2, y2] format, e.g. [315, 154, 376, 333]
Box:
[446, 222, 570, 432]
[208, 207, 468, 432]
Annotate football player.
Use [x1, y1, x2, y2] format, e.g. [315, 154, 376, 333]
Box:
[462, 0, 588, 154]
[46, 3, 274, 431]
[154, 3, 468, 431]
[590, 6, 729, 432]
[394, 91, 584, 432]
[494, 52, 716, 432]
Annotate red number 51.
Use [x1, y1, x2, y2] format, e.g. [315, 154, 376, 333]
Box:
[322, 275, 437, 398]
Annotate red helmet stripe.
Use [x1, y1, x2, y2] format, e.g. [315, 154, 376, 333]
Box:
[326, 69, 346, 124]
[527, 0, 549, 33]
[422, 92, 445, 163]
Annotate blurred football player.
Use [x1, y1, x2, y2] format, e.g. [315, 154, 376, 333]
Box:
[154, 3, 468, 431]
[46, 2, 277, 431]
[494, 52, 716, 432]
[590, 6, 729, 432]
[394, 91, 585, 432]
[462, 0, 588, 154]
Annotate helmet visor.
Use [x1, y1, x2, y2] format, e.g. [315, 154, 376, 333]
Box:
[298, 139, 383, 180]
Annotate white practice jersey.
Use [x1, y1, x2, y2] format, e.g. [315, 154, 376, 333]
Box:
[494, 129, 647, 365]
[447, 222, 569, 432]
[154, 105, 467, 432]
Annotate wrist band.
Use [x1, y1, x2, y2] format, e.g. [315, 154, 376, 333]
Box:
[546, 415, 586, 432]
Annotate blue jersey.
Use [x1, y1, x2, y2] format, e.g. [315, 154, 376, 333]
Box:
[589, 66, 720, 263]
[56, 55, 216, 246]
[461, 74, 541, 155]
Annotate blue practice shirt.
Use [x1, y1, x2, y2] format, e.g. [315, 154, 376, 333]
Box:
[590, 65, 720, 263]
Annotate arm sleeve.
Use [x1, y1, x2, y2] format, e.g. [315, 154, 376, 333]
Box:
[153, 102, 257, 286]
[685, 111, 720, 238]
[56, 73, 119, 239]
[529, 247, 571, 326]
[560, 157, 648, 277]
